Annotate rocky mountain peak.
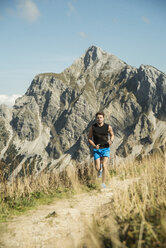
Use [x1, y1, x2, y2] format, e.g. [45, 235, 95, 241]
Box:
[1, 46, 166, 180]
[63, 45, 127, 81]
[63, 45, 104, 78]
[83, 45, 103, 69]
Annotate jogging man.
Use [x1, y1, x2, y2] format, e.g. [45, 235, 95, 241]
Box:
[88, 111, 114, 188]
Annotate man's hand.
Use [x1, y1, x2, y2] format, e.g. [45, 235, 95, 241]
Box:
[108, 140, 113, 146]
[95, 144, 100, 149]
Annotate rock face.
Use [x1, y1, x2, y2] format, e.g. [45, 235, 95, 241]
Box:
[1, 46, 166, 179]
[0, 105, 12, 152]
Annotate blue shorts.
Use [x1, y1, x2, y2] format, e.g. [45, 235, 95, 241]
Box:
[93, 147, 110, 160]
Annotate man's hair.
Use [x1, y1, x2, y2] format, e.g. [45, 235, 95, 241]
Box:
[96, 111, 105, 117]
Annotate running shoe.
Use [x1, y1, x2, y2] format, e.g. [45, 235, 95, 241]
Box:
[97, 170, 102, 178]
[101, 183, 106, 188]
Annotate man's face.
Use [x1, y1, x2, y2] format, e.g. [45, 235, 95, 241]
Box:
[96, 114, 104, 124]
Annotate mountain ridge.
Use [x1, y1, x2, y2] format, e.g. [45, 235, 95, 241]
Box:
[0, 45, 166, 179]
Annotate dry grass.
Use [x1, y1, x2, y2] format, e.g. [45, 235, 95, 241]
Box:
[0, 161, 98, 221]
[81, 154, 166, 248]
[1, 155, 166, 247]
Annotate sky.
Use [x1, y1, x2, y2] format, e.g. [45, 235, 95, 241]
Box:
[0, 0, 166, 106]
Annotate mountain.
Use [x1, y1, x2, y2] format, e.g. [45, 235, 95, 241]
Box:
[1, 45, 166, 179]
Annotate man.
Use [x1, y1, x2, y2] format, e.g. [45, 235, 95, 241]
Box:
[88, 111, 114, 188]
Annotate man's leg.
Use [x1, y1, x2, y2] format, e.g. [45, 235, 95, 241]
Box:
[100, 157, 103, 170]
[93, 149, 102, 177]
[102, 156, 109, 184]
[94, 158, 100, 171]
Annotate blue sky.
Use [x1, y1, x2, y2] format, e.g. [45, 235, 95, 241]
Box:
[0, 0, 166, 105]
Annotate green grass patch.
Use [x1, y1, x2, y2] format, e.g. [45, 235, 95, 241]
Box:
[109, 168, 118, 177]
[0, 183, 99, 223]
[0, 187, 74, 223]
[86, 182, 101, 191]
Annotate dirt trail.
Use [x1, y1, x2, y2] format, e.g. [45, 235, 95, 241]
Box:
[0, 178, 135, 248]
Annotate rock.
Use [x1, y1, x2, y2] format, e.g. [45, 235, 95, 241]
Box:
[0, 105, 12, 152]
[11, 96, 40, 141]
[1, 46, 166, 179]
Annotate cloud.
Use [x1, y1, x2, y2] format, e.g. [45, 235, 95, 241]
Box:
[0, 94, 22, 106]
[142, 16, 150, 24]
[16, 0, 40, 23]
[67, 2, 77, 16]
[79, 32, 87, 39]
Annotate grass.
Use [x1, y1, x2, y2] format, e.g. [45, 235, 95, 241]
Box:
[0, 161, 98, 222]
[81, 154, 166, 248]
[0, 188, 74, 222]
[1, 154, 165, 247]
[36, 72, 67, 86]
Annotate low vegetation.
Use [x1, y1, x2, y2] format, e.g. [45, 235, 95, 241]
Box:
[1, 154, 166, 247]
[37, 72, 66, 82]
[0, 161, 97, 222]
[82, 154, 166, 248]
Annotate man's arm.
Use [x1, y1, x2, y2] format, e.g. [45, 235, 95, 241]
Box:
[107, 125, 114, 145]
[88, 126, 99, 149]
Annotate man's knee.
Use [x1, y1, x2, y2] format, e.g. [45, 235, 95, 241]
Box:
[102, 157, 108, 168]
[102, 164, 107, 170]
[94, 159, 100, 170]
